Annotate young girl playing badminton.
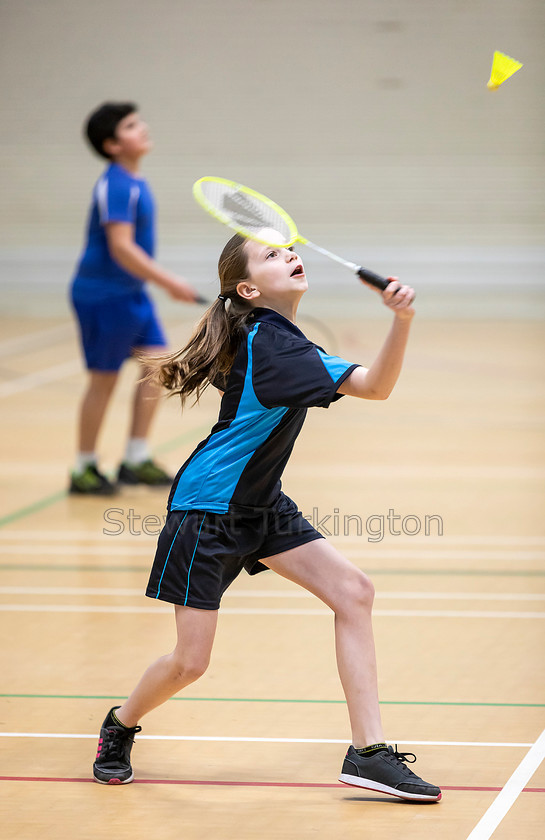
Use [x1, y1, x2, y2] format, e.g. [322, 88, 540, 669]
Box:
[92, 231, 442, 802]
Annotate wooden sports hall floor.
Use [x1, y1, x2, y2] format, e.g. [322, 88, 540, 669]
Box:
[0, 299, 544, 840]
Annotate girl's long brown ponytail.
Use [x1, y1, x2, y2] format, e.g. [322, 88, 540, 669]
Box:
[153, 234, 252, 407]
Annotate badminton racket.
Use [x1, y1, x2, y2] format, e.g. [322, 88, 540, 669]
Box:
[192, 176, 394, 292]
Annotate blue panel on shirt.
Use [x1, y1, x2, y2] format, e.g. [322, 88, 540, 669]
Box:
[170, 324, 288, 513]
[315, 348, 355, 382]
[167, 308, 359, 513]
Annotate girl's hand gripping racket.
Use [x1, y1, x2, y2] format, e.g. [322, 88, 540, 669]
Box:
[192, 176, 395, 292]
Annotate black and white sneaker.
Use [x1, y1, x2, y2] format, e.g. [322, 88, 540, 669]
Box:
[117, 460, 173, 486]
[69, 464, 117, 495]
[93, 707, 141, 785]
[339, 745, 442, 802]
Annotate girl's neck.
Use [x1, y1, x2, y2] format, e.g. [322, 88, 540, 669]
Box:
[254, 299, 299, 324]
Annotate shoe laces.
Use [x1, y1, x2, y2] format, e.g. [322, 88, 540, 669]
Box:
[101, 724, 141, 759]
[389, 745, 417, 774]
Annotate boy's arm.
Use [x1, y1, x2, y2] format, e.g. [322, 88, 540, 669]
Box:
[337, 280, 415, 401]
[105, 222, 198, 302]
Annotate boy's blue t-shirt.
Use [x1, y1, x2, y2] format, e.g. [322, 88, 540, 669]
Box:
[72, 163, 155, 300]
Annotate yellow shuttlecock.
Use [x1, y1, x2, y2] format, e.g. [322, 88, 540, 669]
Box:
[487, 51, 523, 89]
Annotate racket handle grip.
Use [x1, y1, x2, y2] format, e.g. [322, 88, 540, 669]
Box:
[356, 267, 390, 291]
[194, 294, 210, 305]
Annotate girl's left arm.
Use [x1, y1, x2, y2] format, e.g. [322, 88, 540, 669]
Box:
[337, 279, 415, 401]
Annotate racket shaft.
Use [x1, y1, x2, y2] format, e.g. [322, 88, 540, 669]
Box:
[302, 240, 359, 271]
[302, 239, 390, 291]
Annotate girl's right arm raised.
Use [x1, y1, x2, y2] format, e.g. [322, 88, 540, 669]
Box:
[336, 280, 415, 401]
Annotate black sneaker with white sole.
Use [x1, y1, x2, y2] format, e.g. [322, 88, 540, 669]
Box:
[93, 707, 141, 785]
[339, 745, 442, 802]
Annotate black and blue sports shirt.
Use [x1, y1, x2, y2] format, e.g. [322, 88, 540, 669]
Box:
[168, 307, 359, 513]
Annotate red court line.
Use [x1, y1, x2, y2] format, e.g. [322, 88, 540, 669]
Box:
[0, 776, 544, 792]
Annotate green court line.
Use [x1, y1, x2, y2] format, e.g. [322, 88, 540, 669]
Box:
[1, 693, 543, 708]
[0, 424, 211, 530]
[0, 491, 67, 529]
[1, 563, 543, 577]
[153, 424, 210, 455]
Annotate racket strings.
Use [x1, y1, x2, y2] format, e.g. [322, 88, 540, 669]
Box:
[199, 181, 292, 244]
[222, 191, 269, 230]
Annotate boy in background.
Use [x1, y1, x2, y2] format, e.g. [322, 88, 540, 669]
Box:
[70, 102, 201, 494]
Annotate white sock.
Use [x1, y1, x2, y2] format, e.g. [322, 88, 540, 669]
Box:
[124, 438, 151, 465]
[75, 452, 96, 473]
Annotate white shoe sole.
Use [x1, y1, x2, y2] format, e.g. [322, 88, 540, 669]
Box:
[339, 773, 442, 802]
[93, 771, 134, 785]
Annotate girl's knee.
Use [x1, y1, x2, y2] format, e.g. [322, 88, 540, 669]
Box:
[353, 570, 375, 607]
[337, 569, 375, 613]
[170, 654, 209, 686]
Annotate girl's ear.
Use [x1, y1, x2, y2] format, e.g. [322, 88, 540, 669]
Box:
[236, 281, 260, 302]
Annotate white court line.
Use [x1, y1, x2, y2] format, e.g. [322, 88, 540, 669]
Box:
[289, 465, 545, 479]
[0, 464, 71, 478]
[0, 530, 158, 541]
[0, 604, 543, 618]
[2, 545, 152, 556]
[3, 544, 544, 560]
[0, 733, 532, 747]
[2, 530, 544, 546]
[0, 360, 81, 398]
[1, 586, 544, 602]
[341, 550, 545, 561]
[465, 728, 545, 840]
[335, 537, 545, 549]
[0, 323, 74, 358]
[0, 321, 198, 398]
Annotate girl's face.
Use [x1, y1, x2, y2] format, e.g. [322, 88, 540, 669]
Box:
[242, 232, 308, 306]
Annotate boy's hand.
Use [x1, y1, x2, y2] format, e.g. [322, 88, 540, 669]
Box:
[166, 278, 204, 303]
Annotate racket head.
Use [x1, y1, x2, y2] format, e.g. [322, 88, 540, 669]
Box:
[193, 176, 300, 247]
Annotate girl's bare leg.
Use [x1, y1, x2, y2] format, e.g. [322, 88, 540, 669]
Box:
[115, 605, 218, 728]
[263, 540, 384, 749]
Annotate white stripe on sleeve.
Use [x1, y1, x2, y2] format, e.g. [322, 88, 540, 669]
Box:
[128, 185, 140, 220]
[96, 175, 109, 224]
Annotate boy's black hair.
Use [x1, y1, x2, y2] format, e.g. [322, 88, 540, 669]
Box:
[85, 102, 138, 160]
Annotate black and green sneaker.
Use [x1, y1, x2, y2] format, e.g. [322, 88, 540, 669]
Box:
[339, 745, 442, 802]
[93, 707, 141, 785]
[117, 459, 173, 486]
[69, 464, 117, 495]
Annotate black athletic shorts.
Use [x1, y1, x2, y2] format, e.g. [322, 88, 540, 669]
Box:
[145, 492, 323, 610]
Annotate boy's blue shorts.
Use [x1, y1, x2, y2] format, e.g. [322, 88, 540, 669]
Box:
[72, 289, 167, 372]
